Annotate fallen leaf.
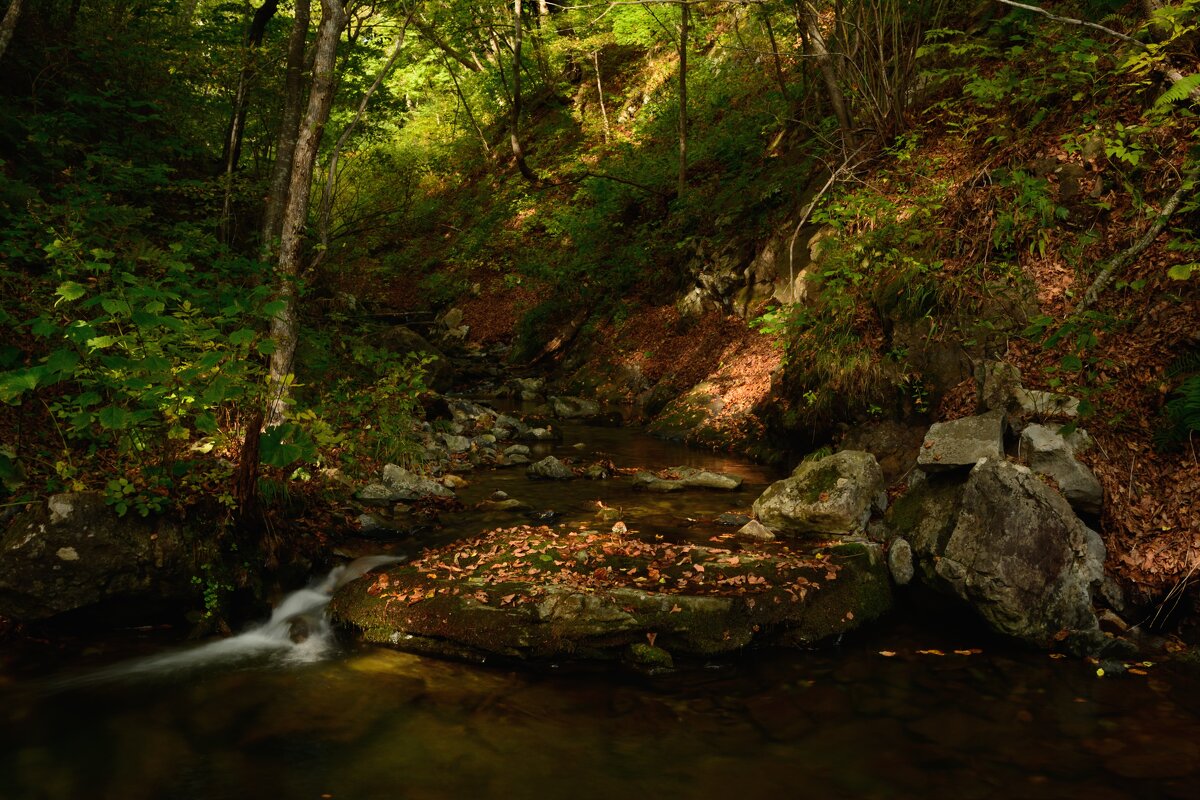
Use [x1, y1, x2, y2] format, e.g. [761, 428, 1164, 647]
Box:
[646, 632, 657, 647]
[879, 650, 897, 657]
[916, 649, 945, 656]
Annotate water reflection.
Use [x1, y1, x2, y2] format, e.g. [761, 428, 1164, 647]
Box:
[3, 633, 1200, 799]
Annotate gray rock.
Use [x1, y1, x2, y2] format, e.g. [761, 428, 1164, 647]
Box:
[632, 468, 744, 493]
[504, 444, 531, 457]
[380, 464, 454, 500]
[934, 459, 1102, 649]
[888, 539, 914, 586]
[441, 433, 472, 453]
[474, 434, 498, 447]
[526, 456, 575, 481]
[1014, 389, 1080, 419]
[976, 360, 1023, 413]
[357, 483, 397, 505]
[506, 454, 531, 466]
[716, 512, 753, 527]
[521, 427, 555, 442]
[751, 451, 884, 534]
[0, 493, 191, 621]
[917, 411, 1006, 472]
[1020, 424, 1103, 515]
[547, 395, 602, 419]
[583, 464, 612, 480]
[736, 520, 776, 542]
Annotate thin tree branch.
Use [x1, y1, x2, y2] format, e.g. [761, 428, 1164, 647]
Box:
[1074, 170, 1196, 313]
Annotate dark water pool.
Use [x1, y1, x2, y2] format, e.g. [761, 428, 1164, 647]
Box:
[2, 420, 1198, 800]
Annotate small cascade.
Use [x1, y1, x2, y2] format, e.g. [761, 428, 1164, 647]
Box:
[51, 555, 401, 688]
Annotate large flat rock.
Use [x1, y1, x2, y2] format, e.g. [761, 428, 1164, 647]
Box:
[330, 525, 891, 662]
[917, 411, 1006, 472]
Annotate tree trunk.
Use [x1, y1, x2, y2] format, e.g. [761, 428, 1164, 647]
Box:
[442, 51, 490, 154]
[0, 0, 24, 64]
[510, 0, 539, 183]
[317, 14, 413, 255]
[261, 0, 311, 261]
[266, 0, 346, 426]
[677, 0, 689, 197]
[796, 2, 856, 149]
[594, 50, 610, 143]
[219, 0, 282, 245]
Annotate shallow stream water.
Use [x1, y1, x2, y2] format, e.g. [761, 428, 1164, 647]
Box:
[3, 421, 1200, 799]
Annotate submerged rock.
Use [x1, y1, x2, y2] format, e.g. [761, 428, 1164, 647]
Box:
[632, 468, 743, 492]
[330, 526, 892, 662]
[751, 451, 884, 534]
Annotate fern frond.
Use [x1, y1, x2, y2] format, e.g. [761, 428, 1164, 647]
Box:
[1166, 349, 1200, 379]
[1155, 73, 1200, 108]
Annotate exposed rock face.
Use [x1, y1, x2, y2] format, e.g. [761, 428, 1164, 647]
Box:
[632, 468, 743, 493]
[976, 360, 1023, 413]
[752, 451, 884, 534]
[526, 456, 574, 481]
[887, 539, 914, 586]
[0, 493, 191, 621]
[330, 526, 892, 662]
[1020, 424, 1103, 515]
[931, 459, 1103, 649]
[916, 411, 1006, 472]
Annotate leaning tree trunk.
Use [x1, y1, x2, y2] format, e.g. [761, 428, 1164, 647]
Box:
[0, 0, 23, 64]
[260, 0, 311, 261]
[796, 2, 856, 150]
[266, 0, 346, 426]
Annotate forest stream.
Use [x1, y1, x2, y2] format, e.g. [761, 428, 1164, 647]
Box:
[3, 419, 1200, 800]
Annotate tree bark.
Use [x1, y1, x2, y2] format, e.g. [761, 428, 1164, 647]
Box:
[267, 0, 347, 425]
[261, 0, 311, 261]
[442, 50, 490, 154]
[510, 0, 539, 183]
[0, 0, 24, 65]
[678, 0, 689, 196]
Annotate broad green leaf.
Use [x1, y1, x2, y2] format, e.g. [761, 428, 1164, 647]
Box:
[44, 349, 80, 378]
[55, 281, 87, 303]
[98, 406, 133, 430]
[0, 368, 43, 403]
[1167, 263, 1196, 280]
[228, 328, 256, 346]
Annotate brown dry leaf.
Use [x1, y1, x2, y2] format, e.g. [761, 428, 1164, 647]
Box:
[916, 649, 945, 656]
[879, 650, 897, 657]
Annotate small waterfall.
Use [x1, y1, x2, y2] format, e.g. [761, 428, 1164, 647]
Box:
[50, 555, 402, 688]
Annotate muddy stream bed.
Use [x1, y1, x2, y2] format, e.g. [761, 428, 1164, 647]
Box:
[2, 419, 1199, 799]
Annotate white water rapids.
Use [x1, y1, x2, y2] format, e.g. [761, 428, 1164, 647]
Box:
[49, 555, 401, 689]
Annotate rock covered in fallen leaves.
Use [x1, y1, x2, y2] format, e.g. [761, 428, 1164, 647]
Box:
[330, 524, 892, 663]
[631, 467, 743, 492]
[751, 451, 884, 534]
[526, 456, 574, 480]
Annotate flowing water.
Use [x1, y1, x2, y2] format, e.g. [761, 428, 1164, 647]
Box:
[3, 421, 1200, 800]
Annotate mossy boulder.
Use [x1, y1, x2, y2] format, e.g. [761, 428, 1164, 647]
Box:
[752, 451, 884, 535]
[632, 467, 743, 492]
[330, 525, 891, 663]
